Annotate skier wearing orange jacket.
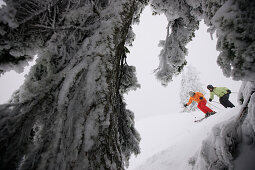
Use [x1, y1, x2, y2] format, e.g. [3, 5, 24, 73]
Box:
[184, 91, 215, 117]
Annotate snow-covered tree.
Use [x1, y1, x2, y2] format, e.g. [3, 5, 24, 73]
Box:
[0, 0, 255, 169]
[202, 0, 255, 81]
[193, 81, 255, 170]
[151, 0, 201, 85]
[151, 0, 255, 84]
[180, 65, 206, 112]
[0, 0, 147, 170]
[149, 0, 255, 169]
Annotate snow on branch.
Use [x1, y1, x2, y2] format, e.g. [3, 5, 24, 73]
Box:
[154, 17, 199, 85]
[151, 0, 200, 85]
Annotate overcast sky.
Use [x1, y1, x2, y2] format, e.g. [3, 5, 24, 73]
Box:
[124, 7, 241, 121]
[0, 5, 241, 121]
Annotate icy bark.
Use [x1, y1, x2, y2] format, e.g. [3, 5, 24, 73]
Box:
[238, 81, 255, 143]
[1, 0, 254, 169]
[0, 0, 146, 170]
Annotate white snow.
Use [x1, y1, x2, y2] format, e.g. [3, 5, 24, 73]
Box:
[180, 65, 206, 112]
[128, 106, 241, 170]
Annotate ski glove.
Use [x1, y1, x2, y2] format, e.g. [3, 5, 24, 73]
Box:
[209, 98, 212, 102]
[184, 104, 188, 107]
[199, 97, 203, 100]
[227, 90, 231, 94]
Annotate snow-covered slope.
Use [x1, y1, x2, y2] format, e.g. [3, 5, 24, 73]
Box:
[128, 106, 241, 170]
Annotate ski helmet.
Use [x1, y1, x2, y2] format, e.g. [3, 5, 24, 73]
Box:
[207, 85, 213, 89]
[189, 91, 195, 96]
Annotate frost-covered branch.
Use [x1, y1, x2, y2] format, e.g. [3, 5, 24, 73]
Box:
[193, 81, 255, 169]
[149, 1, 255, 168]
[155, 17, 199, 85]
[151, 0, 255, 83]
[151, 0, 200, 85]
[0, 0, 147, 170]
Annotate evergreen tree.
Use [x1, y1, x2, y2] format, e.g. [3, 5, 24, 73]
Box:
[151, 0, 255, 84]
[151, 0, 200, 85]
[0, 0, 255, 169]
[0, 0, 147, 169]
[180, 65, 205, 112]
[150, 0, 255, 169]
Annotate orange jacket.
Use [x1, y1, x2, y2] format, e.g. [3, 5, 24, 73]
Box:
[187, 92, 206, 105]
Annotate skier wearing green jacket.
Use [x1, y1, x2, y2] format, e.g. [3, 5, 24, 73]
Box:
[207, 85, 235, 108]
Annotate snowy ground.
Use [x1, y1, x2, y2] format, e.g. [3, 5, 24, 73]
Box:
[128, 106, 241, 170]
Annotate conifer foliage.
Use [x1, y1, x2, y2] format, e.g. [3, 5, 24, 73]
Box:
[151, 0, 255, 84]
[0, 0, 255, 169]
[150, 0, 255, 169]
[0, 1, 147, 170]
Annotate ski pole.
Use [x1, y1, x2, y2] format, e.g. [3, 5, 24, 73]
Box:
[207, 103, 214, 110]
[211, 103, 221, 109]
[208, 105, 215, 111]
[208, 103, 216, 110]
[212, 101, 221, 104]
[208, 103, 222, 110]
[191, 112, 196, 119]
[211, 101, 224, 109]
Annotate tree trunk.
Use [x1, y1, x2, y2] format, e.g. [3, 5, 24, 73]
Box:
[0, 1, 143, 169]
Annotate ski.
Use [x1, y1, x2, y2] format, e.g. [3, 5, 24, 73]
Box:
[194, 112, 216, 122]
[194, 117, 208, 122]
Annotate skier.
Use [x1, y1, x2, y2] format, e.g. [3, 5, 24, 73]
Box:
[184, 91, 215, 117]
[207, 85, 235, 108]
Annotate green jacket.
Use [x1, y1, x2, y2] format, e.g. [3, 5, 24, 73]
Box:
[209, 87, 229, 100]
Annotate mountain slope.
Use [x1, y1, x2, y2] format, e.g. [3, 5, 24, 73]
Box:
[128, 106, 241, 170]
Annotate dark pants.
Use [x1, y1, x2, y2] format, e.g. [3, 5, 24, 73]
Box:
[219, 94, 235, 108]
